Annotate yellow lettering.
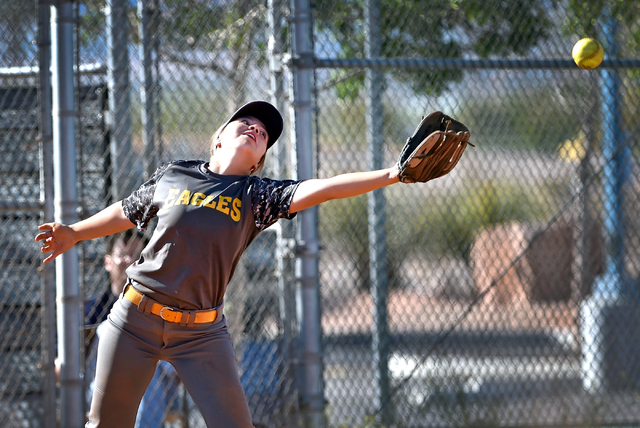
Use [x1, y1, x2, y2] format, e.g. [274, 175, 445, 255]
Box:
[190, 192, 206, 206]
[177, 190, 191, 205]
[216, 196, 231, 215]
[164, 189, 180, 208]
[163, 190, 240, 219]
[230, 198, 241, 222]
[203, 195, 217, 209]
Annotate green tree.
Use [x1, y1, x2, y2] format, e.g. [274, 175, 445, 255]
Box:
[152, 0, 271, 110]
[74, 0, 271, 112]
[314, 0, 561, 97]
[314, 0, 640, 98]
[564, 0, 640, 49]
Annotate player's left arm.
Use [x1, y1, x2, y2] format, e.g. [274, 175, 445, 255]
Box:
[289, 166, 400, 214]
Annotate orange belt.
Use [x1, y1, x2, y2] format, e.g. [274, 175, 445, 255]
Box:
[124, 283, 220, 324]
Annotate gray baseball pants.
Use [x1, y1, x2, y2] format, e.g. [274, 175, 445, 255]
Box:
[86, 293, 254, 427]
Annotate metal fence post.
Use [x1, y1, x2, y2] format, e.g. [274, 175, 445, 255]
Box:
[290, 0, 325, 425]
[137, 0, 158, 180]
[51, 3, 84, 427]
[364, 0, 391, 424]
[37, 2, 56, 427]
[105, 0, 134, 199]
[581, 12, 635, 393]
[598, 19, 628, 298]
[269, 0, 301, 425]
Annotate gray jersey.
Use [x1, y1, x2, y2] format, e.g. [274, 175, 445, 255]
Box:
[122, 160, 301, 309]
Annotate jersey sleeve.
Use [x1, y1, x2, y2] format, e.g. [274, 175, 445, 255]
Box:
[250, 177, 302, 231]
[122, 162, 171, 231]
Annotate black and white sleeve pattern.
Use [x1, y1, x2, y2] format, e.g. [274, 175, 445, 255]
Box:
[122, 162, 171, 231]
[250, 177, 302, 231]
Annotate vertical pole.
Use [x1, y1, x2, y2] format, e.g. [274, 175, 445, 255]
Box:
[152, 0, 163, 164]
[290, 0, 324, 426]
[581, 14, 629, 392]
[269, 0, 299, 424]
[51, 3, 84, 427]
[138, 0, 156, 180]
[37, 2, 56, 427]
[268, 0, 289, 178]
[598, 19, 626, 297]
[575, 72, 598, 299]
[364, 0, 391, 424]
[105, 0, 133, 199]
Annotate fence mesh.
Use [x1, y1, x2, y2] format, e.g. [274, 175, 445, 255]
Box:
[1, 0, 45, 426]
[0, 0, 639, 427]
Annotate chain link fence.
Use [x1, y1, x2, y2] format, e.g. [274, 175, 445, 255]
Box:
[1, 0, 640, 427]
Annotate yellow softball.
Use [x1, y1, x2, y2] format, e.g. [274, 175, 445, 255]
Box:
[572, 38, 604, 69]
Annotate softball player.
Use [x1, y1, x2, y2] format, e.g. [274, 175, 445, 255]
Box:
[36, 101, 400, 427]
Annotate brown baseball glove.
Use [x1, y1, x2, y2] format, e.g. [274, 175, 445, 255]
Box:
[397, 111, 473, 183]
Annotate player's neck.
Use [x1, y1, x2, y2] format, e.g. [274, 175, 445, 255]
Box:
[207, 156, 251, 176]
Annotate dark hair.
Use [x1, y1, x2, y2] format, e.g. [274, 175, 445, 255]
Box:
[105, 230, 148, 255]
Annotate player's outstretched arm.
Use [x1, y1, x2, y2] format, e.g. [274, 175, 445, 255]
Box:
[35, 201, 135, 264]
[289, 166, 400, 214]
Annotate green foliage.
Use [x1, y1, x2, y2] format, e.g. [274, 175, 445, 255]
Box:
[157, 0, 270, 57]
[319, 194, 370, 276]
[78, 0, 107, 52]
[462, 87, 586, 152]
[320, 194, 369, 246]
[321, 178, 565, 273]
[159, 0, 227, 49]
[315, 96, 413, 150]
[452, 179, 558, 258]
[314, 0, 558, 98]
[388, 178, 559, 262]
[563, 0, 640, 87]
[564, 0, 640, 46]
[332, 71, 366, 102]
[315, 0, 640, 102]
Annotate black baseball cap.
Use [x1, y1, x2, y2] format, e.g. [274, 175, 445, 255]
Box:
[224, 101, 283, 149]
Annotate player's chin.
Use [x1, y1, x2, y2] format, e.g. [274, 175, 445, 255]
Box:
[241, 136, 265, 152]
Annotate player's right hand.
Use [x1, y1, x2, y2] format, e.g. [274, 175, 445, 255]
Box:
[35, 222, 78, 264]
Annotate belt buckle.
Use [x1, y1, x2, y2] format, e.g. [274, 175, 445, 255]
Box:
[159, 306, 180, 323]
